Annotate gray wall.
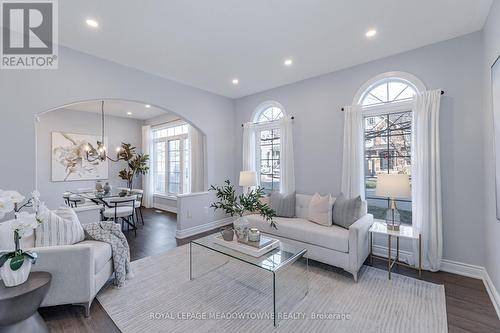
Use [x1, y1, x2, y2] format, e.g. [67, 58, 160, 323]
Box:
[36, 108, 142, 208]
[482, 0, 500, 304]
[0, 46, 236, 221]
[234, 32, 486, 267]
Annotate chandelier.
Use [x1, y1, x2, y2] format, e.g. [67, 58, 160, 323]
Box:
[85, 101, 119, 162]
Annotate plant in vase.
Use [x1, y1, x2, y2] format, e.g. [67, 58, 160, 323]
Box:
[0, 190, 44, 287]
[117, 142, 150, 190]
[210, 180, 276, 241]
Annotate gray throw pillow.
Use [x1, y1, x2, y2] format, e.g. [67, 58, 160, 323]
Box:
[332, 194, 367, 229]
[270, 192, 296, 218]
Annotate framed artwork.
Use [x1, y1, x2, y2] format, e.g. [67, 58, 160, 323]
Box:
[492, 55, 500, 221]
[51, 132, 108, 181]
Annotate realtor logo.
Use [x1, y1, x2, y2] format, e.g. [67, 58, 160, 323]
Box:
[1, 0, 58, 69]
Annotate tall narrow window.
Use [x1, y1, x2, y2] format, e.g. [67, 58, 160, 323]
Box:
[359, 76, 421, 224]
[152, 123, 189, 195]
[253, 102, 285, 193]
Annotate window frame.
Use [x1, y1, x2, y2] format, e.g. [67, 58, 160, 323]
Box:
[252, 101, 286, 194]
[152, 122, 189, 196]
[356, 73, 425, 224]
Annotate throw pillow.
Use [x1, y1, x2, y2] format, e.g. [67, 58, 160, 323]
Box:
[332, 194, 367, 229]
[270, 192, 296, 218]
[35, 206, 85, 247]
[308, 193, 335, 226]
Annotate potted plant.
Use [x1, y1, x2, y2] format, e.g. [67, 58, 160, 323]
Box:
[210, 180, 277, 240]
[117, 142, 150, 190]
[0, 190, 43, 287]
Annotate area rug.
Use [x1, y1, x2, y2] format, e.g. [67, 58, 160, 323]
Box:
[97, 244, 447, 333]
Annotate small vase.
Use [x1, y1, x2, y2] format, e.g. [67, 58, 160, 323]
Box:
[233, 216, 250, 241]
[95, 180, 103, 192]
[0, 259, 31, 287]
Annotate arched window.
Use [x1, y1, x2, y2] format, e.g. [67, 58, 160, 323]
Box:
[252, 101, 286, 193]
[360, 79, 417, 107]
[355, 72, 425, 224]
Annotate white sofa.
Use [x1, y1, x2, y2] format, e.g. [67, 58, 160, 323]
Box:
[0, 219, 114, 317]
[246, 194, 374, 281]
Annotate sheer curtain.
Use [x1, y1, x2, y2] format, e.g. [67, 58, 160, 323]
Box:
[189, 125, 205, 193]
[412, 89, 442, 271]
[341, 105, 364, 199]
[279, 118, 295, 194]
[242, 122, 256, 175]
[141, 125, 154, 208]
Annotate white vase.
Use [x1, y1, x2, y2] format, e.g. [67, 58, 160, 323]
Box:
[234, 216, 250, 241]
[0, 259, 32, 287]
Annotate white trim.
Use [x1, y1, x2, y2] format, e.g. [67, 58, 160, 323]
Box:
[353, 71, 426, 105]
[175, 216, 234, 239]
[154, 193, 177, 200]
[370, 246, 500, 319]
[153, 203, 177, 213]
[251, 100, 286, 123]
[483, 270, 500, 319]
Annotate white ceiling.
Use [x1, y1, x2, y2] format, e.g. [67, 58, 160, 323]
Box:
[66, 100, 167, 120]
[59, 0, 493, 98]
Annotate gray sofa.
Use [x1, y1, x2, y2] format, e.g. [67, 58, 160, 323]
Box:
[246, 194, 374, 281]
[31, 240, 113, 316]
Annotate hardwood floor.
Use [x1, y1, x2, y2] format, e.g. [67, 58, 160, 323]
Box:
[39, 209, 500, 333]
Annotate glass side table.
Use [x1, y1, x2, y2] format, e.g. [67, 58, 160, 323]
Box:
[369, 221, 422, 279]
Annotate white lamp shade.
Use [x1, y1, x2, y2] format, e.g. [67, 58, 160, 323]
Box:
[239, 171, 257, 187]
[375, 174, 411, 199]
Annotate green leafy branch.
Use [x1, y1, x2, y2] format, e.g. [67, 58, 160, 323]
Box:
[210, 180, 277, 229]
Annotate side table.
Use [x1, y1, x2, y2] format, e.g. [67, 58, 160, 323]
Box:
[369, 221, 422, 280]
[0, 271, 52, 333]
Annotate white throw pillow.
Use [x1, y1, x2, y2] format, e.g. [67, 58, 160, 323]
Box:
[308, 193, 336, 226]
[35, 206, 85, 247]
[0, 219, 35, 251]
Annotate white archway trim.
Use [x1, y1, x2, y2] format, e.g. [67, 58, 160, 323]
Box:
[251, 100, 287, 123]
[352, 71, 426, 106]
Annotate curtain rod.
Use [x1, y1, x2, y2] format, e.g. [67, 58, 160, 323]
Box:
[340, 90, 445, 111]
[241, 116, 295, 127]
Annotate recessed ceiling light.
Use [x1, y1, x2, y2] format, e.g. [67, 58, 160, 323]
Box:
[232, 78, 239, 85]
[365, 29, 377, 38]
[127, 111, 132, 115]
[86, 18, 99, 28]
[145, 104, 151, 108]
[284, 59, 293, 66]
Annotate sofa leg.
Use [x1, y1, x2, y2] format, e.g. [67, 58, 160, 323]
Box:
[353, 271, 358, 282]
[76, 302, 91, 318]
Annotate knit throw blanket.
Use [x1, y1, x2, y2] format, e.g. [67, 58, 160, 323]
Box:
[83, 221, 133, 287]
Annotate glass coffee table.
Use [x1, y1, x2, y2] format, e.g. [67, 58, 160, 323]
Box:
[190, 233, 309, 327]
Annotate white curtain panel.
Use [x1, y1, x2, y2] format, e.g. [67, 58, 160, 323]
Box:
[242, 122, 256, 174]
[411, 89, 442, 271]
[141, 125, 154, 208]
[189, 125, 205, 193]
[341, 105, 364, 199]
[279, 118, 295, 194]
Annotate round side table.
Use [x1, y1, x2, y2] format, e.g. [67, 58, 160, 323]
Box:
[0, 271, 52, 333]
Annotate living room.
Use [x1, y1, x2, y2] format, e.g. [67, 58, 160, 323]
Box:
[0, 1, 499, 332]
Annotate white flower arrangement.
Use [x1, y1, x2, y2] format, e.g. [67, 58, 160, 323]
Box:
[0, 190, 45, 272]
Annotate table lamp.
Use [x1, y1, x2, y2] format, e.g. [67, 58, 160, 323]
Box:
[375, 174, 411, 231]
[239, 171, 257, 193]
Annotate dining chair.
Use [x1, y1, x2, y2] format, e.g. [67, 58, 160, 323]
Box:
[130, 189, 144, 225]
[102, 195, 138, 236]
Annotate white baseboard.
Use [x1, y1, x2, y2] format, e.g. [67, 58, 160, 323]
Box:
[371, 245, 500, 319]
[175, 217, 234, 239]
[440, 259, 484, 279]
[482, 269, 500, 319]
[153, 203, 177, 214]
